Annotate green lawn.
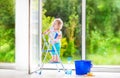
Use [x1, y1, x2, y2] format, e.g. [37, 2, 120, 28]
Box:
[87, 53, 120, 65]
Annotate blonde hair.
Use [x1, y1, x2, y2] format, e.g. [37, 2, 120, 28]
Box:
[52, 18, 63, 30]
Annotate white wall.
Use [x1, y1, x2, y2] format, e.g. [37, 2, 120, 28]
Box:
[15, 0, 29, 71]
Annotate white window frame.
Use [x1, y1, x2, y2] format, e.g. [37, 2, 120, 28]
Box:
[1, 0, 120, 73]
[0, 0, 30, 72]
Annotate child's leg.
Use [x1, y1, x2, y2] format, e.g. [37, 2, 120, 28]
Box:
[50, 43, 61, 62]
[50, 46, 56, 62]
[54, 55, 59, 62]
[50, 55, 55, 62]
[54, 43, 61, 62]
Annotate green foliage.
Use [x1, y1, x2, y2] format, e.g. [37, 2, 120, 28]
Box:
[42, 7, 54, 32]
[0, 0, 15, 62]
[65, 40, 76, 57]
[63, 10, 79, 57]
[60, 38, 68, 57]
[86, 0, 120, 64]
[0, 0, 15, 26]
[43, 0, 81, 22]
[0, 26, 15, 62]
[0, 43, 11, 53]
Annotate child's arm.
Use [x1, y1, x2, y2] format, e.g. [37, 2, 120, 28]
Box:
[43, 26, 54, 35]
[43, 29, 50, 35]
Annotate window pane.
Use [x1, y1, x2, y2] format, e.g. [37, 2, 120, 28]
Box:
[42, 0, 82, 63]
[0, 0, 15, 63]
[86, 0, 120, 65]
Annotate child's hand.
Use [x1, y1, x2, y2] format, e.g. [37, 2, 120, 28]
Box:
[43, 29, 50, 35]
[42, 31, 46, 35]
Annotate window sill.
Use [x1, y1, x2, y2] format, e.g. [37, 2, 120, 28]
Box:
[0, 63, 15, 69]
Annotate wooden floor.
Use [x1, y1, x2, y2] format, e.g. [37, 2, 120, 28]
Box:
[0, 69, 120, 78]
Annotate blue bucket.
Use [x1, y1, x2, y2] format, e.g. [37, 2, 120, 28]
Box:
[74, 60, 92, 75]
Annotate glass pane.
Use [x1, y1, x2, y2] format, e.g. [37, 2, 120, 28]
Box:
[30, 0, 40, 72]
[0, 0, 15, 63]
[86, 0, 120, 65]
[42, 0, 82, 63]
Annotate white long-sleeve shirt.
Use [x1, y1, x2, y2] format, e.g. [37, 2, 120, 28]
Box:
[49, 26, 62, 44]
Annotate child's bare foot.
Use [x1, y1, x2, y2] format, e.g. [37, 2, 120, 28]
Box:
[53, 56, 59, 62]
[50, 56, 55, 62]
[50, 55, 60, 62]
[53, 60, 59, 62]
[49, 58, 54, 62]
[50, 59, 59, 62]
[49, 59, 54, 62]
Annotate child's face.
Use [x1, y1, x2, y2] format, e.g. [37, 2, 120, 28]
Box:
[53, 21, 60, 30]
